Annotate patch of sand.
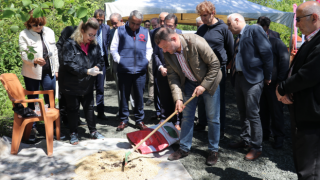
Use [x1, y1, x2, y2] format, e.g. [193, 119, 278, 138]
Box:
[74, 150, 160, 180]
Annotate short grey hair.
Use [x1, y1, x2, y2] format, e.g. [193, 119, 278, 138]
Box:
[227, 13, 245, 22]
[129, 10, 143, 21]
[110, 13, 122, 21]
[301, 3, 320, 20]
[196, 17, 202, 23]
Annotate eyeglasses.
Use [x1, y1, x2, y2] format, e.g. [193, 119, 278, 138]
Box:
[165, 24, 175, 29]
[296, 14, 313, 22]
[96, 19, 104, 22]
[86, 33, 96, 38]
[31, 23, 43, 27]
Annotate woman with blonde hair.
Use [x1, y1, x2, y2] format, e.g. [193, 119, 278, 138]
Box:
[59, 18, 105, 145]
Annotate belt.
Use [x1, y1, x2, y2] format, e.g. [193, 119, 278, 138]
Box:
[236, 71, 243, 75]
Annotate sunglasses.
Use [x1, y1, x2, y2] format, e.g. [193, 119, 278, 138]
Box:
[31, 23, 43, 27]
[296, 14, 312, 22]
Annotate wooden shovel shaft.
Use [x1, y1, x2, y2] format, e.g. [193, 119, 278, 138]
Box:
[132, 95, 196, 152]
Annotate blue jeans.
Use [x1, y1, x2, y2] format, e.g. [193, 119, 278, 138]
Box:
[180, 79, 220, 152]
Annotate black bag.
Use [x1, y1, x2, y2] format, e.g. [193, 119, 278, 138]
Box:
[12, 103, 38, 118]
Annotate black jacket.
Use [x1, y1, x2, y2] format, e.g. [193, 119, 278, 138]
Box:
[269, 37, 289, 85]
[60, 38, 104, 96]
[267, 29, 280, 39]
[278, 31, 320, 128]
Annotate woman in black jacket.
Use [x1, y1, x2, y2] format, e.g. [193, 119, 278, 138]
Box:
[60, 18, 105, 145]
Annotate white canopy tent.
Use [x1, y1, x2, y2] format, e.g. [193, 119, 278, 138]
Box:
[104, 0, 294, 28]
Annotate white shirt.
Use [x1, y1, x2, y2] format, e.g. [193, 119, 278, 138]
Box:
[110, 29, 153, 64]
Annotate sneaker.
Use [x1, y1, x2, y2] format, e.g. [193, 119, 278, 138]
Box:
[70, 133, 79, 145]
[54, 131, 66, 140]
[90, 131, 105, 139]
[145, 99, 154, 106]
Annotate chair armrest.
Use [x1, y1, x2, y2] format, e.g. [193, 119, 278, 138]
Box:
[25, 90, 55, 108]
[12, 98, 47, 118]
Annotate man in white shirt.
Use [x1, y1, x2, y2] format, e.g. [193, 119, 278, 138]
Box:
[110, 10, 153, 131]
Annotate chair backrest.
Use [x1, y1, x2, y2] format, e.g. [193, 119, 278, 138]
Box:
[0, 73, 26, 106]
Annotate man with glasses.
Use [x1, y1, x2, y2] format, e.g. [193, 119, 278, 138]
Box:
[276, 1, 320, 179]
[110, 10, 152, 131]
[93, 9, 110, 120]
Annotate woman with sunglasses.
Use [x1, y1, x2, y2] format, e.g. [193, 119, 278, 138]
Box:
[59, 18, 105, 145]
[19, 10, 59, 141]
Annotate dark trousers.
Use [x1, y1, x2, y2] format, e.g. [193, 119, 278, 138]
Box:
[157, 71, 182, 124]
[289, 105, 320, 180]
[58, 91, 68, 126]
[64, 92, 96, 134]
[24, 74, 56, 109]
[118, 73, 146, 123]
[95, 60, 106, 114]
[260, 84, 285, 141]
[153, 75, 161, 117]
[235, 73, 264, 150]
[198, 66, 226, 132]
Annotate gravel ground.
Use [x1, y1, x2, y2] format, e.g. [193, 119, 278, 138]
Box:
[33, 74, 297, 180]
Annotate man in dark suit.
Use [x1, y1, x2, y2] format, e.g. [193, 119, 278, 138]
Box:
[257, 16, 280, 39]
[93, 9, 110, 120]
[276, 2, 320, 179]
[257, 18, 289, 149]
[227, 13, 273, 161]
[152, 13, 182, 130]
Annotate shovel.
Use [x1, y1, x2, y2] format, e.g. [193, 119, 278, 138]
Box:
[122, 95, 196, 170]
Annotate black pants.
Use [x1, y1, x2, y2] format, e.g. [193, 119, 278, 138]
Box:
[157, 71, 182, 124]
[259, 84, 285, 141]
[65, 92, 96, 134]
[235, 73, 264, 150]
[59, 91, 68, 126]
[289, 105, 320, 180]
[118, 73, 146, 123]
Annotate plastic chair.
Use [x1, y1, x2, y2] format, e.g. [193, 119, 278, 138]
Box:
[0, 73, 60, 156]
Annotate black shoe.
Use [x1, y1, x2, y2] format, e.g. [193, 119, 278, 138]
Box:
[194, 124, 206, 131]
[78, 120, 87, 126]
[206, 151, 218, 166]
[97, 114, 109, 120]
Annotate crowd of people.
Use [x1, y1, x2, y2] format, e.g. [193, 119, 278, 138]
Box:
[18, 0, 320, 179]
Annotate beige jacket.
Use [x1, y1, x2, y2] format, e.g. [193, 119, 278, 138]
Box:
[164, 34, 222, 102]
[19, 26, 59, 80]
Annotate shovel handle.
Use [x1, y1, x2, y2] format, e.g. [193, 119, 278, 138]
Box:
[132, 95, 196, 152]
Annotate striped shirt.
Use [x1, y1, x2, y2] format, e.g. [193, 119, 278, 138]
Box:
[174, 46, 197, 82]
[306, 27, 320, 42]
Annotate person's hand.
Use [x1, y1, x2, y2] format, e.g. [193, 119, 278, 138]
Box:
[160, 67, 167, 77]
[175, 100, 185, 114]
[192, 85, 206, 97]
[94, 66, 99, 70]
[281, 94, 293, 104]
[275, 85, 283, 101]
[87, 67, 102, 76]
[35, 58, 46, 66]
[55, 72, 58, 81]
[264, 79, 271, 86]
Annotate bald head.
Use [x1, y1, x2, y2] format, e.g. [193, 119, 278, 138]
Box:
[227, 13, 246, 35]
[296, 1, 320, 36]
[159, 12, 169, 27]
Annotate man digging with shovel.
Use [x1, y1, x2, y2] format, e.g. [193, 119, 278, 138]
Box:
[154, 27, 222, 166]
